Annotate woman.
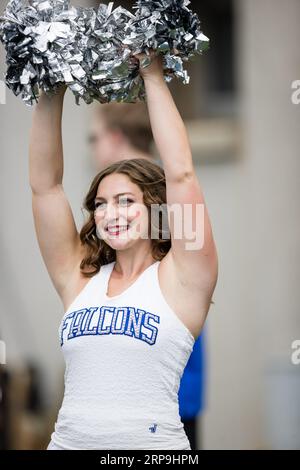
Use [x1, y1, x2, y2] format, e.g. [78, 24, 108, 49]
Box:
[29, 52, 218, 450]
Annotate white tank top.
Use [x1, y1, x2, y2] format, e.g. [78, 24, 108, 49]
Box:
[49, 260, 195, 450]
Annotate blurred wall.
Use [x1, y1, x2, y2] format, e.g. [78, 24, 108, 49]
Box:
[201, 0, 300, 449]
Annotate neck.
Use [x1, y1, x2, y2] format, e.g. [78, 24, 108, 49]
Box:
[113, 245, 155, 279]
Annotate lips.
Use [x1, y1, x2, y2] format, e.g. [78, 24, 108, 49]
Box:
[106, 224, 130, 235]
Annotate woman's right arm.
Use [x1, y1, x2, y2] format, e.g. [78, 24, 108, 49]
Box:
[29, 87, 84, 299]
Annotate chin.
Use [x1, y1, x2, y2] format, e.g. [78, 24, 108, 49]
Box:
[104, 236, 137, 250]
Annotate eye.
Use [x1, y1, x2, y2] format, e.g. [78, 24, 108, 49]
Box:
[119, 197, 134, 206]
[94, 201, 106, 209]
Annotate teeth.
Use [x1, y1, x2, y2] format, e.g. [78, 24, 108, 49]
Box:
[107, 225, 129, 233]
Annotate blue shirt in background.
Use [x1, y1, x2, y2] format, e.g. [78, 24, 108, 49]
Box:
[178, 328, 206, 420]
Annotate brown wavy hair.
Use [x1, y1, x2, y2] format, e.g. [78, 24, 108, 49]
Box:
[79, 158, 170, 277]
[79, 157, 215, 306]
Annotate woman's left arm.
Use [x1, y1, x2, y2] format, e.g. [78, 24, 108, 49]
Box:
[138, 53, 218, 290]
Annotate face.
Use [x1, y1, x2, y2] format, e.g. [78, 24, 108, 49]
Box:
[94, 173, 150, 251]
[89, 117, 126, 171]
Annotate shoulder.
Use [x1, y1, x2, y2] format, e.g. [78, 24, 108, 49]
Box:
[158, 251, 215, 338]
[60, 248, 104, 312]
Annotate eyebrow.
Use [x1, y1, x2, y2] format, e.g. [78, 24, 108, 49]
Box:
[94, 192, 135, 201]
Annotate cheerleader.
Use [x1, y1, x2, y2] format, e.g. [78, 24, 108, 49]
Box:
[29, 51, 218, 450]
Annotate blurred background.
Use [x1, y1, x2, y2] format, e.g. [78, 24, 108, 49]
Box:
[0, 0, 300, 450]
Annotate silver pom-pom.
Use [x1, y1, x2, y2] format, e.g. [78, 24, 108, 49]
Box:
[132, 0, 210, 85]
[0, 0, 209, 105]
[0, 0, 84, 105]
[84, 3, 145, 104]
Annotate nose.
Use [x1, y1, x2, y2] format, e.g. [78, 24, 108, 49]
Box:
[104, 201, 120, 225]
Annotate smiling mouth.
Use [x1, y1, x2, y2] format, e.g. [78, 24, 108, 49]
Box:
[105, 224, 130, 236]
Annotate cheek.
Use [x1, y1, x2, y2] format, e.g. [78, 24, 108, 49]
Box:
[127, 203, 146, 221]
[95, 139, 110, 158]
[94, 213, 106, 231]
[94, 213, 102, 223]
[129, 208, 149, 237]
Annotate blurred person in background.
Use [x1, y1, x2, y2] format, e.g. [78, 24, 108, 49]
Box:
[88, 100, 206, 450]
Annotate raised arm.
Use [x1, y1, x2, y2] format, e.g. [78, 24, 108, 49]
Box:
[137, 52, 218, 297]
[29, 87, 83, 299]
